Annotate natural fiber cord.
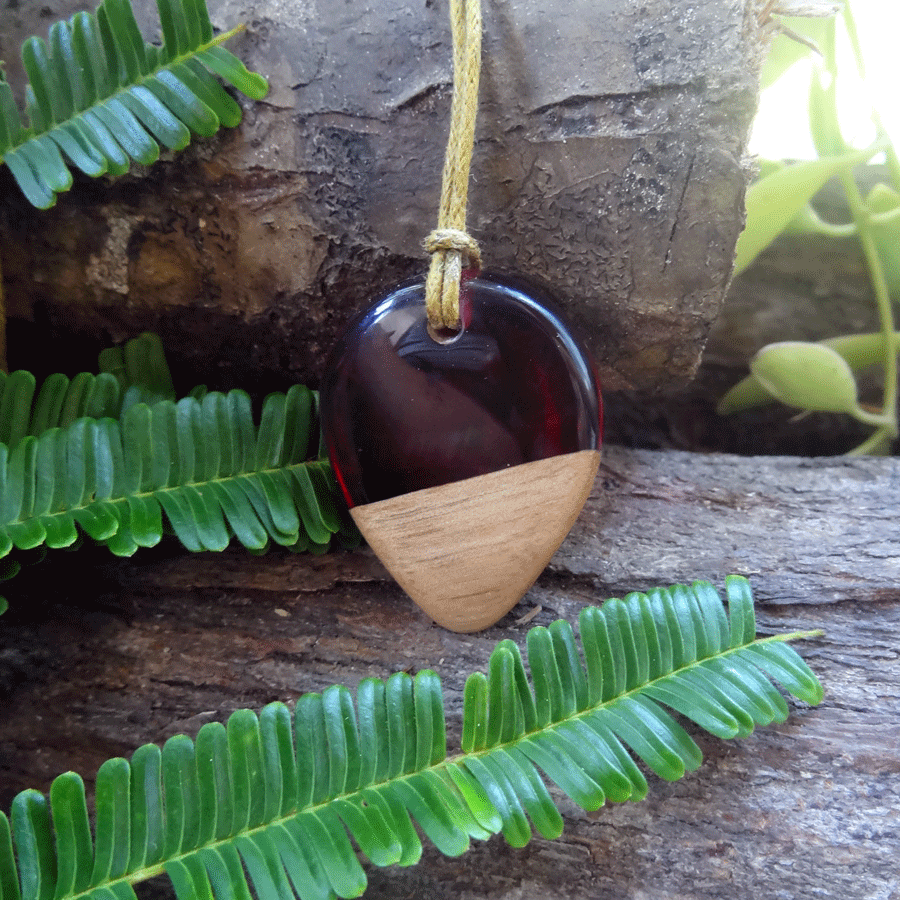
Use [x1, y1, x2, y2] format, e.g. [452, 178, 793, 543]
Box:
[424, 0, 483, 331]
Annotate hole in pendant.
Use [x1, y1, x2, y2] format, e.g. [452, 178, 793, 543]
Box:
[427, 322, 463, 344]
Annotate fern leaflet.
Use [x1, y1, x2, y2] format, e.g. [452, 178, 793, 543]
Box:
[0, 334, 179, 448]
[0, 577, 824, 900]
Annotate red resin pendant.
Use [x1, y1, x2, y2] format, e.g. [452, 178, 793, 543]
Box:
[320, 271, 603, 632]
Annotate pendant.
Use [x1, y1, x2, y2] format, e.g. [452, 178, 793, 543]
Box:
[320, 271, 602, 632]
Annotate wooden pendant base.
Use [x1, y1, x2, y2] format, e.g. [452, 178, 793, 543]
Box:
[350, 449, 601, 632]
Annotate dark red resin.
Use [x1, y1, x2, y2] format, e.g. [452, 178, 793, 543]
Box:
[320, 272, 603, 508]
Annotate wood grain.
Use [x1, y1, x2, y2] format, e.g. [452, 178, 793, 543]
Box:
[1, 446, 898, 899]
[351, 449, 601, 632]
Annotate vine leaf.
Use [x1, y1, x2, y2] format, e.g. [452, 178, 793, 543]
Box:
[0, 576, 824, 900]
[734, 143, 885, 276]
[718, 331, 900, 414]
[749, 341, 861, 414]
[0, 0, 268, 208]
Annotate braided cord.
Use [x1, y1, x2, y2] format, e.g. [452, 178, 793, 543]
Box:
[424, 0, 483, 331]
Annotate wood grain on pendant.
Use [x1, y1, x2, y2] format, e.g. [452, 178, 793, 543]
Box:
[350, 448, 601, 632]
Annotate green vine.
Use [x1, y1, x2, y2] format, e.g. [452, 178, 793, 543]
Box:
[720, 1, 900, 454]
[0, 576, 823, 900]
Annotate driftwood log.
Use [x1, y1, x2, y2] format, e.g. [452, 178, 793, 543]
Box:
[0, 0, 762, 393]
[1, 446, 898, 899]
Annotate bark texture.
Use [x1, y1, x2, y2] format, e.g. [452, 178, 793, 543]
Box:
[1, 446, 898, 899]
[0, 0, 763, 392]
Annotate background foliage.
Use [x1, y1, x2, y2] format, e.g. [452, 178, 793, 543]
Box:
[720, 1, 900, 455]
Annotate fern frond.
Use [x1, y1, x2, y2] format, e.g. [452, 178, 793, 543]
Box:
[0, 577, 824, 900]
[0, 384, 352, 559]
[0, 333, 175, 449]
[0, 0, 268, 208]
[0, 333, 357, 618]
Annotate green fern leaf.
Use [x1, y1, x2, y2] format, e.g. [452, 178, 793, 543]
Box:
[0, 79, 27, 157]
[0, 577, 822, 900]
[0, 333, 357, 619]
[0, 0, 268, 208]
[0, 384, 351, 559]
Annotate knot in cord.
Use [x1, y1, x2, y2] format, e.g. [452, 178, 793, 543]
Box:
[425, 229, 481, 332]
[424, 228, 482, 266]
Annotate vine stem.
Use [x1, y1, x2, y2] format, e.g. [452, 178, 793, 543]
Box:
[838, 1, 899, 451]
[847, 427, 892, 456]
[0, 250, 7, 373]
[839, 167, 899, 446]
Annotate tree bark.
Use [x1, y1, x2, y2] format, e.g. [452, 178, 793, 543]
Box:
[0, 0, 762, 393]
[1, 446, 897, 899]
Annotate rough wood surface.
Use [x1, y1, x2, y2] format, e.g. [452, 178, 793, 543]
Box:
[1, 446, 898, 899]
[0, 0, 762, 393]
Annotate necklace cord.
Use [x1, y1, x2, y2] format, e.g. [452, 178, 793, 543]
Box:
[424, 0, 483, 331]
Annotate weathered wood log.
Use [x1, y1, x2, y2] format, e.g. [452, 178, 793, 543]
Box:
[1, 446, 897, 899]
[0, 0, 762, 392]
